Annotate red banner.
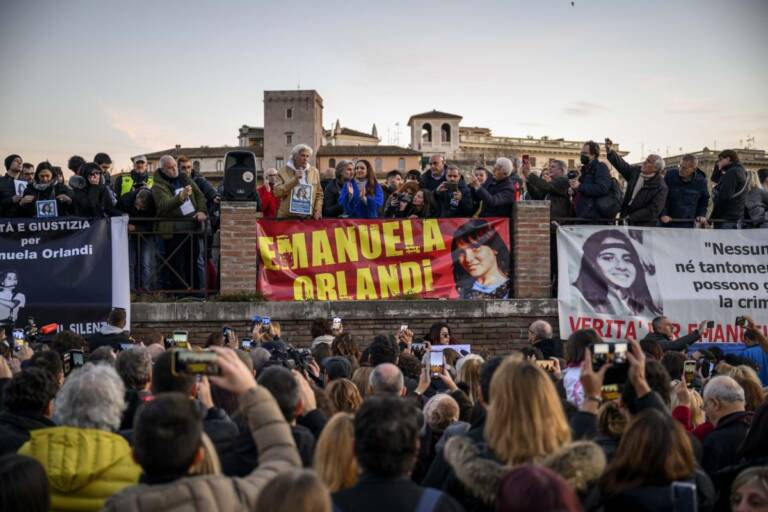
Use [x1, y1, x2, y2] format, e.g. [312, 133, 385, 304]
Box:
[256, 218, 511, 301]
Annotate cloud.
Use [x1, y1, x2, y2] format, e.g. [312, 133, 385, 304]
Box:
[100, 103, 182, 151]
[664, 97, 717, 115]
[562, 101, 610, 116]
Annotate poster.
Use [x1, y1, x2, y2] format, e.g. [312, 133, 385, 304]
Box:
[257, 218, 511, 301]
[557, 225, 768, 342]
[0, 216, 130, 334]
[289, 183, 313, 216]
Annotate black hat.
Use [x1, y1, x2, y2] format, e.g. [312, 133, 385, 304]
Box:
[322, 356, 352, 381]
[4, 154, 21, 171]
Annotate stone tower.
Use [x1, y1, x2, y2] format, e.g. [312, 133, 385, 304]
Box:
[264, 90, 324, 169]
[407, 110, 462, 160]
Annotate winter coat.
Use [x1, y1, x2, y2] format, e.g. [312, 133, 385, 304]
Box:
[434, 181, 474, 217]
[273, 164, 324, 218]
[744, 187, 768, 228]
[0, 173, 23, 217]
[118, 187, 157, 232]
[104, 386, 301, 512]
[322, 179, 345, 218]
[526, 174, 572, 219]
[19, 181, 74, 217]
[18, 426, 142, 511]
[150, 169, 207, 240]
[333, 474, 464, 512]
[70, 176, 123, 217]
[420, 169, 446, 192]
[473, 176, 517, 218]
[662, 168, 710, 226]
[0, 410, 55, 456]
[702, 410, 753, 478]
[257, 184, 279, 218]
[640, 330, 702, 352]
[711, 162, 747, 222]
[113, 170, 154, 199]
[87, 324, 132, 352]
[574, 159, 613, 220]
[607, 151, 668, 225]
[339, 180, 384, 218]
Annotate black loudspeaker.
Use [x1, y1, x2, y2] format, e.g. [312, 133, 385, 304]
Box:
[222, 151, 258, 201]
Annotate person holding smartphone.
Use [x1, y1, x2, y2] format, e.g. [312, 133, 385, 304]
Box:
[434, 165, 473, 217]
[640, 316, 709, 353]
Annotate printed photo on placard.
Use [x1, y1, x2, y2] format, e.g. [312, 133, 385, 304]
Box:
[14, 180, 27, 196]
[289, 183, 313, 216]
[36, 200, 58, 218]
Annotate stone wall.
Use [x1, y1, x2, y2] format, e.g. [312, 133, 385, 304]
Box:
[130, 299, 558, 356]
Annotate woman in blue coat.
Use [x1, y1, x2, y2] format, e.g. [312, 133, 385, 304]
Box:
[339, 159, 384, 218]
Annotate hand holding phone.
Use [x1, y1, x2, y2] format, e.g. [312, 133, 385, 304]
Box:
[429, 351, 444, 379]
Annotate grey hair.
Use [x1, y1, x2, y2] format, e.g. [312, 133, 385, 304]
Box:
[115, 347, 152, 391]
[423, 394, 459, 432]
[704, 375, 745, 403]
[55, 363, 125, 432]
[335, 159, 354, 178]
[289, 144, 313, 161]
[495, 157, 513, 176]
[369, 363, 404, 395]
[681, 154, 698, 165]
[648, 154, 665, 172]
[446, 164, 460, 173]
[159, 155, 176, 168]
[529, 320, 553, 340]
[550, 160, 567, 174]
[90, 345, 117, 366]
[250, 347, 272, 373]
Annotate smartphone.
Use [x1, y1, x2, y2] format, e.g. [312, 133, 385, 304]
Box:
[535, 359, 555, 372]
[262, 316, 271, 327]
[240, 339, 253, 351]
[12, 329, 25, 352]
[173, 330, 189, 349]
[612, 343, 628, 367]
[601, 384, 620, 402]
[706, 320, 715, 329]
[70, 350, 85, 369]
[445, 182, 458, 192]
[735, 316, 746, 327]
[400, 324, 408, 333]
[522, 154, 530, 166]
[591, 343, 610, 371]
[332, 317, 342, 330]
[684, 360, 696, 388]
[671, 481, 697, 512]
[222, 326, 232, 336]
[171, 350, 221, 376]
[429, 351, 444, 378]
[118, 343, 134, 352]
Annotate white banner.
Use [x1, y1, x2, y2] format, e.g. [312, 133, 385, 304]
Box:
[557, 226, 768, 342]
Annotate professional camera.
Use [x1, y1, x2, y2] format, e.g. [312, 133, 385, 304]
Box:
[567, 170, 579, 180]
[262, 345, 313, 373]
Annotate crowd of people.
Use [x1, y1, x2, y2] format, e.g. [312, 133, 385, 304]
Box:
[4, 140, 766, 294]
[0, 312, 767, 511]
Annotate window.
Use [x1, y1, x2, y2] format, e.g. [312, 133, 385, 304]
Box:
[329, 158, 336, 168]
[530, 156, 537, 167]
[193, 161, 200, 172]
[286, 108, 293, 119]
[286, 133, 293, 145]
[216, 160, 223, 172]
[568, 159, 575, 169]
[398, 158, 405, 171]
[441, 123, 451, 143]
[276, 157, 284, 168]
[421, 123, 432, 143]
[375, 158, 383, 173]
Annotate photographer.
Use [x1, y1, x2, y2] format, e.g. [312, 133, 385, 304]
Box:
[640, 316, 709, 353]
[434, 165, 473, 218]
[113, 155, 153, 200]
[104, 347, 301, 511]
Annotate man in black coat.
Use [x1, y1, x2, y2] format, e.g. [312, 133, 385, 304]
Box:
[87, 308, 132, 352]
[701, 375, 752, 477]
[641, 316, 708, 352]
[523, 159, 572, 219]
[467, 157, 518, 218]
[527, 320, 564, 359]
[660, 154, 710, 227]
[710, 149, 748, 229]
[569, 141, 613, 221]
[0, 154, 24, 217]
[434, 165, 474, 217]
[421, 155, 447, 193]
[0, 368, 58, 456]
[605, 139, 668, 226]
[333, 395, 463, 512]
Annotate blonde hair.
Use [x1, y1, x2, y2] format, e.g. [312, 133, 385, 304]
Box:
[746, 169, 761, 193]
[258, 468, 331, 512]
[313, 413, 358, 493]
[351, 366, 374, 399]
[188, 432, 221, 476]
[457, 357, 483, 405]
[485, 358, 571, 465]
[326, 379, 362, 414]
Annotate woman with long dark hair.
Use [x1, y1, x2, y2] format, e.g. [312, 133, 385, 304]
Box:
[339, 159, 383, 218]
[572, 229, 661, 316]
[451, 219, 511, 299]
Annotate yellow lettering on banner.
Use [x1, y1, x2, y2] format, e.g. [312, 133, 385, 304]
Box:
[276, 233, 308, 270]
[312, 231, 335, 266]
[422, 219, 446, 252]
[423, 259, 434, 291]
[401, 262, 423, 294]
[293, 276, 314, 300]
[359, 225, 382, 259]
[336, 270, 349, 299]
[258, 236, 277, 270]
[316, 273, 337, 300]
[402, 220, 415, 248]
[356, 268, 378, 299]
[382, 222, 403, 257]
[334, 226, 359, 263]
[377, 264, 401, 299]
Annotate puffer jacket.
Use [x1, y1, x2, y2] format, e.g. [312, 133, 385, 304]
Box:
[103, 386, 301, 512]
[18, 426, 141, 511]
[574, 159, 613, 220]
[744, 187, 768, 228]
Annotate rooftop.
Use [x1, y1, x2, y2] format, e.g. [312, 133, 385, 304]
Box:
[317, 145, 420, 157]
[407, 110, 463, 125]
[138, 145, 264, 159]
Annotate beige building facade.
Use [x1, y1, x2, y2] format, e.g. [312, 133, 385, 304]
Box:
[664, 147, 768, 178]
[263, 90, 324, 170]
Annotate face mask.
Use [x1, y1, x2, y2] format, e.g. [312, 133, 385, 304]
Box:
[580, 154, 590, 166]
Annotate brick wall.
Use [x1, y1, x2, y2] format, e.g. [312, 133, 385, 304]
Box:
[130, 300, 558, 356]
[219, 202, 260, 294]
[513, 201, 551, 298]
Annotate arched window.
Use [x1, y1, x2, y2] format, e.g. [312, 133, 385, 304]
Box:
[441, 123, 451, 143]
[329, 158, 336, 168]
[398, 158, 405, 171]
[421, 123, 432, 143]
[375, 158, 383, 173]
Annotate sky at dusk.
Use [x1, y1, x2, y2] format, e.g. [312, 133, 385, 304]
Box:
[1, 0, 766, 171]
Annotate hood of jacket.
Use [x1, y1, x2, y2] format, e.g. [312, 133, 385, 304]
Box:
[19, 426, 140, 494]
[443, 436, 606, 505]
[69, 175, 87, 190]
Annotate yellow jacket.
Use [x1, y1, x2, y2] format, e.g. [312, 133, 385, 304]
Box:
[18, 426, 141, 512]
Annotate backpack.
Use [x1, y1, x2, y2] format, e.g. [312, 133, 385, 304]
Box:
[595, 177, 623, 219]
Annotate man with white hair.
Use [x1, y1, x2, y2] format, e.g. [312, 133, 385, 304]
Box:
[701, 375, 751, 477]
[369, 363, 406, 396]
[527, 319, 563, 359]
[274, 144, 324, 219]
[605, 138, 669, 226]
[467, 156, 518, 217]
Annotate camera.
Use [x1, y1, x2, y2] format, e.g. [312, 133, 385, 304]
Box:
[262, 346, 313, 373]
[171, 350, 221, 376]
[240, 338, 253, 351]
[62, 349, 85, 376]
[735, 316, 747, 327]
[567, 170, 579, 180]
[172, 330, 189, 349]
[445, 182, 458, 193]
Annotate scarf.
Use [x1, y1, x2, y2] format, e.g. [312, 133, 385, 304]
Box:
[629, 173, 654, 205]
